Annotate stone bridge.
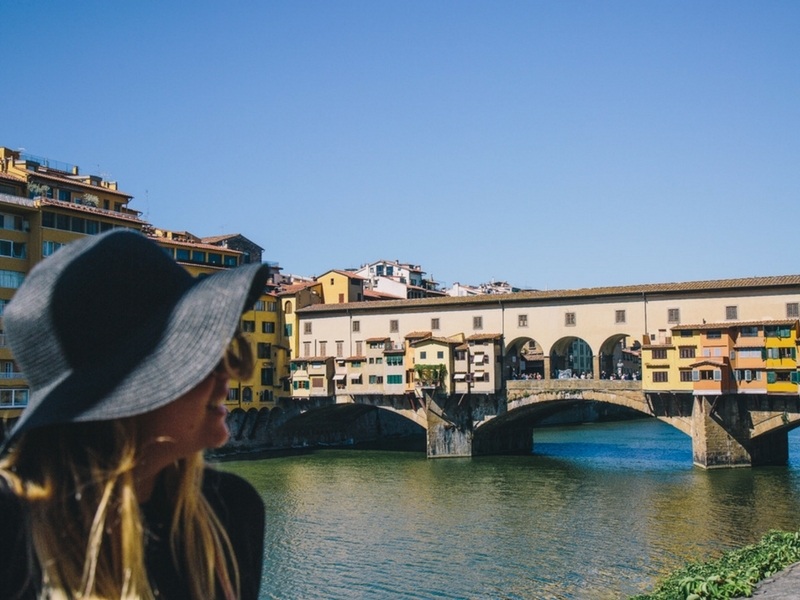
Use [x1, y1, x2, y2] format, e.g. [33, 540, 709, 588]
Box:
[225, 380, 800, 468]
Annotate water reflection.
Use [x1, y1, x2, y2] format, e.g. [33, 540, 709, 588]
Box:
[222, 420, 800, 600]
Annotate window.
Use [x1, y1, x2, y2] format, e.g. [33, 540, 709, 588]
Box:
[387, 374, 403, 384]
[473, 316, 483, 330]
[420, 351, 427, 360]
[284, 324, 293, 337]
[565, 312, 576, 326]
[303, 341, 311, 356]
[262, 321, 276, 334]
[518, 314, 528, 327]
[678, 347, 695, 359]
[355, 340, 362, 355]
[352, 320, 360, 333]
[765, 325, 792, 338]
[653, 371, 668, 383]
[208, 253, 222, 265]
[368, 375, 384, 385]
[312, 378, 324, 388]
[725, 306, 738, 320]
[319, 341, 327, 356]
[303, 322, 312, 335]
[437, 351, 444, 359]
[0, 240, 26, 259]
[740, 326, 759, 337]
[431, 318, 440, 330]
[227, 388, 240, 401]
[667, 308, 680, 324]
[706, 330, 721, 339]
[257, 343, 272, 359]
[679, 370, 693, 382]
[241, 320, 255, 333]
[42, 240, 64, 257]
[267, 301, 277, 312]
[787, 303, 799, 319]
[615, 310, 626, 324]
[176, 248, 190, 261]
[390, 319, 399, 333]
[652, 348, 668, 360]
[336, 341, 343, 357]
[387, 355, 403, 366]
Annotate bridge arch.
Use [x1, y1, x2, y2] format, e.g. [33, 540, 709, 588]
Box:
[549, 336, 593, 379]
[597, 333, 641, 379]
[504, 335, 545, 379]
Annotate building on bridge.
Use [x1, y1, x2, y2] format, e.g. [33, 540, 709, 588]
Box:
[292, 276, 800, 400]
[641, 319, 800, 395]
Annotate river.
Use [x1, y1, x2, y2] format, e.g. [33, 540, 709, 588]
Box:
[220, 419, 800, 599]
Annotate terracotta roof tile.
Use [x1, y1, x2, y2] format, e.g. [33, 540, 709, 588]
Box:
[298, 275, 800, 314]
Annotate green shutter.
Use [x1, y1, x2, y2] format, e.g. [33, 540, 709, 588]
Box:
[767, 371, 777, 384]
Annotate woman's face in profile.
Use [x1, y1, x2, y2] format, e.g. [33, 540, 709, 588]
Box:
[137, 365, 232, 465]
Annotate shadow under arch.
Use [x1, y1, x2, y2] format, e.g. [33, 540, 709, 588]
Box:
[549, 336, 593, 379]
[504, 335, 546, 379]
[598, 333, 641, 379]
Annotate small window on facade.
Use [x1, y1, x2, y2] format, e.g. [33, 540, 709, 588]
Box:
[652, 348, 668, 360]
[390, 319, 399, 333]
[518, 314, 528, 327]
[565, 312, 576, 326]
[352, 320, 360, 333]
[319, 341, 327, 356]
[473, 316, 483, 330]
[431, 318, 440, 330]
[242, 320, 255, 333]
[615, 310, 625, 324]
[725, 306, 738, 320]
[336, 341, 343, 357]
[667, 308, 680, 323]
[787, 303, 799, 319]
[303, 341, 311, 357]
[653, 371, 668, 383]
[303, 322, 312, 335]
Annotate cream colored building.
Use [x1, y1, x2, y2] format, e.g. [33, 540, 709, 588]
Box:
[293, 276, 800, 398]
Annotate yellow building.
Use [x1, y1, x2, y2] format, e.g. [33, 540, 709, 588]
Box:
[316, 269, 365, 304]
[0, 146, 285, 425]
[0, 148, 146, 423]
[642, 320, 800, 396]
[149, 228, 290, 410]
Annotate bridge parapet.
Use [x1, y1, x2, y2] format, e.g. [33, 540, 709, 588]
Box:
[506, 379, 642, 400]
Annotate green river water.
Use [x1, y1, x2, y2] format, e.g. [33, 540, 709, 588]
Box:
[219, 419, 800, 599]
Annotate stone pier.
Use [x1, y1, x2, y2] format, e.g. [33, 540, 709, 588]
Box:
[691, 395, 789, 468]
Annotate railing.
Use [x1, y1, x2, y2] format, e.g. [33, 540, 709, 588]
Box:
[506, 379, 642, 392]
[0, 371, 24, 379]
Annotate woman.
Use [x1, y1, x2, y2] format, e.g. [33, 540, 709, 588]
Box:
[0, 230, 268, 599]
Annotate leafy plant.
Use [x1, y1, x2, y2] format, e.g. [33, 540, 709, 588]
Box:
[631, 530, 800, 599]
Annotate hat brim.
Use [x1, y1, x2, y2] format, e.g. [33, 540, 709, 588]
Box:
[4, 260, 269, 446]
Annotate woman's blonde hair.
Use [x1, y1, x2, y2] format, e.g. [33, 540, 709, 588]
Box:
[0, 332, 254, 599]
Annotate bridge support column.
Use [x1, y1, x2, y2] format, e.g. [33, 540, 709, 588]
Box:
[543, 356, 551, 380]
[691, 396, 788, 468]
[425, 394, 473, 458]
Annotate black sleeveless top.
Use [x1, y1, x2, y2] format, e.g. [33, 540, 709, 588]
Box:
[0, 468, 265, 599]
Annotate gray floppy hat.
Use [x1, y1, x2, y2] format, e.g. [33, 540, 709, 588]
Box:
[1, 229, 269, 450]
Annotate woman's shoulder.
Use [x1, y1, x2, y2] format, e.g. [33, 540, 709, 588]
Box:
[202, 467, 264, 515]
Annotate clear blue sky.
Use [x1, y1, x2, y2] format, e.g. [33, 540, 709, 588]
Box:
[3, 1, 798, 291]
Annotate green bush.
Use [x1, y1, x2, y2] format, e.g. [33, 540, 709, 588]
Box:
[631, 530, 800, 599]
